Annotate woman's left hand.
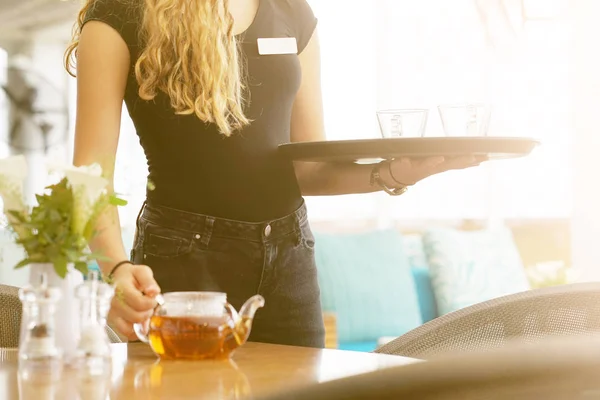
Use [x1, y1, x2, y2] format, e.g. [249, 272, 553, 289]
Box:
[387, 155, 488, 186]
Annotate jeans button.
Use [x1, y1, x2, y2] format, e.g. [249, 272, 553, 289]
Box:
[264, 224, 272, 237]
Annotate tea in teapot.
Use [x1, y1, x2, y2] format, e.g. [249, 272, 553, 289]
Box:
[134, 292, 265, 360]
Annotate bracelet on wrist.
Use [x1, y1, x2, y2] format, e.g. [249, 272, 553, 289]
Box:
[107, 260, 133, 282]
[370, 161, 408, 196]
[388, 159, 414, 187]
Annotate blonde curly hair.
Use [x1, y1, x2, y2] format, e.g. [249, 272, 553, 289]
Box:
[65, 0, 250, 136]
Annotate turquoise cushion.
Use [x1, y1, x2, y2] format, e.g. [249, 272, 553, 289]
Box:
[403, 234, 430, 271]
[423, 227, 530, 315]
[404, 234, 438, 322]
[314, 230, 423, 343]
[338, 341, 379, 352]
[411, 266, 438, 323]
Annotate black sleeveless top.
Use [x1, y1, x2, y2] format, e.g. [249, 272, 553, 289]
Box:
[83, 0, 317, 222]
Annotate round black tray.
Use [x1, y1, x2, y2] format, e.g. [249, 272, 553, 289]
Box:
[279, 137, 540, 163]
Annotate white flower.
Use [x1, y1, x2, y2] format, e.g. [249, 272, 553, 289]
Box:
[47, 162, 104, 179]
[50, 163, 109, 236]
[0, 155, 28, 213]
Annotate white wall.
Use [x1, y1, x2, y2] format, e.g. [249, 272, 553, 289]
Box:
[570, 0, 600, 281]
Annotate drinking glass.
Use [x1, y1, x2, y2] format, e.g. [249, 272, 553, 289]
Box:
[376, 109, 429, 138]
[438, 103, 491, 137]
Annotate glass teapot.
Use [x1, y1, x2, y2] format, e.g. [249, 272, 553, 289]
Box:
[134, 292, 265, 360]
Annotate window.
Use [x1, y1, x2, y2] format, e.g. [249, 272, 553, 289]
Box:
[307, 0, 572, 221]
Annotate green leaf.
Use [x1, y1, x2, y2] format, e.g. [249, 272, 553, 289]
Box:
[88, 253, 111, 262]
[109, 194, 128, 207]
[64, 248, 79, 261]
[74, 261, 89, 276]
[14, 258, 32, 269]
[7, 210, 27, 223]
[48, 209, 62, 222]
[53, 257, 68, 279]
[82, 194, 110, 241]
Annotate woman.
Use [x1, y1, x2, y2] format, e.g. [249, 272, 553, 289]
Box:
[66, 0, 483, 348]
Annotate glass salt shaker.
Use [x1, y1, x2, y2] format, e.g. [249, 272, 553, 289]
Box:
[74, 270, 115, 376]
[18, 273, 63, 377]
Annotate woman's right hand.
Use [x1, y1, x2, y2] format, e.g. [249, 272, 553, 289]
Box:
[108, 263, 161, 341]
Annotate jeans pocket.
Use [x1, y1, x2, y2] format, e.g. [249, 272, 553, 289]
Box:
[142, 223, 195, 258]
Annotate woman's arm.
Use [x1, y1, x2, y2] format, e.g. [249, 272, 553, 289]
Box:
[291, 30, 484, 196]
[73, 21, 131, 275]
[74, 21, 158, 339]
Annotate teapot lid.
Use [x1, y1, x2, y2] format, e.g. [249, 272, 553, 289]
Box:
[158, 292, 228, 317]
[161, 292, 227, 302]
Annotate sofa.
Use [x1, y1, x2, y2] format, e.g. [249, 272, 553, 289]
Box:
[334, 261, 439, 352]
[313, 225, 532, 352]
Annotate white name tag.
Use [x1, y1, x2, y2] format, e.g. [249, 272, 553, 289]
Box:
[257, 37, 298, 55]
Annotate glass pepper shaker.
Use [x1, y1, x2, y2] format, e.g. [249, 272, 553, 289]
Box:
[74, 270, 115, 376]
[18, 273, 63, 377]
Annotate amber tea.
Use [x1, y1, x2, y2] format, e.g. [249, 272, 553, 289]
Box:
[148, 315, 251, 360]
[133, 292, 265, 360]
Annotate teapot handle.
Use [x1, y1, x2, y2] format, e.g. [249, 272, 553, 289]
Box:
[133, 293, 165, 344]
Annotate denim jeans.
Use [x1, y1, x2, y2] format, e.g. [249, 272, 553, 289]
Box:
[131, 200, 325, 348]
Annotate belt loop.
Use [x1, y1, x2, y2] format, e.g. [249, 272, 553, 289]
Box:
[296, 202, 306, 229]
[201, 216, 215, 247]
[294, 210, 302, 231]
[293, 208, 304, 247]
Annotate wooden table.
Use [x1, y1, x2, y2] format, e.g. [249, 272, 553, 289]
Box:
[0, 342, 419, 399]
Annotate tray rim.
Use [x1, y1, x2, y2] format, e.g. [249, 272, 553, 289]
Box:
[278, 136, 541, 163]
[279, 136, 541, 148]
